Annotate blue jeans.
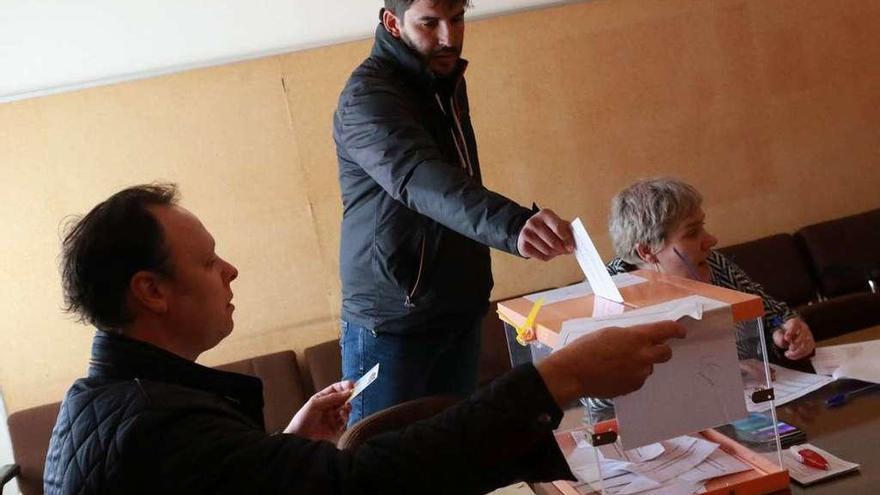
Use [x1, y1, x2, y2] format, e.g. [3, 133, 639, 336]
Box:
[340, 313, 483, 426]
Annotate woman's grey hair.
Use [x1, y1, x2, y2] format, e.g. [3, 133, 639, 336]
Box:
[608, 177, 703, 265]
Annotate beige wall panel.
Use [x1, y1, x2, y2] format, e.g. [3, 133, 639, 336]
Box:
[2, 0, 879, 412]
[0, 57, 339, 411]
[276, 41, 374, 318]
[468, 0, 880, 299]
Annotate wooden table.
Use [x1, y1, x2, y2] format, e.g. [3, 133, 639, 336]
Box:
[778, 324, 880, 494]
[531, 325, 880, 495]
[497, 271, 778, 494]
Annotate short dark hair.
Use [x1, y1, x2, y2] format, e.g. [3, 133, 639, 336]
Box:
[384, 0, 471, 20]
[61, 183, 179, 332]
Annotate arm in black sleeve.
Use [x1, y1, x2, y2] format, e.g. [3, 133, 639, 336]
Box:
[134, 364, 573, 495]
[336, 83, 532, 255]
[348, 363, 574, 494]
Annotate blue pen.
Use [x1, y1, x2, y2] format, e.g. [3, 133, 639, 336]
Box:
[826, 383, 880, 407]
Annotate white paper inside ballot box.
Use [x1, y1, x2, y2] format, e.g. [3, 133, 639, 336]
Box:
[614, 298, 748, 449]
[556, 295, 749, 451]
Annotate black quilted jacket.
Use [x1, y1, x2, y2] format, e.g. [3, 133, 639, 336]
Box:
[44, 331, 573, 494]
[333, 24, 534, 334]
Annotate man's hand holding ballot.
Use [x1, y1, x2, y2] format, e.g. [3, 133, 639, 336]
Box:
[537, 321, 687, 407]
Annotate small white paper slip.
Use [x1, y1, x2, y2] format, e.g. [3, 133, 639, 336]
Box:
[345, 363, 379, 404]
[570, 217, 623, 303]
[783, 443, 859, 485]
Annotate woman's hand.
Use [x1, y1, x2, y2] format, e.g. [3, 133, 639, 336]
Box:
[284, 381, 354, 441]
[772, 318, 816, 360]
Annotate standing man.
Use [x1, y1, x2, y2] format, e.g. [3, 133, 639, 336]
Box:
[333, 0, 574, 424]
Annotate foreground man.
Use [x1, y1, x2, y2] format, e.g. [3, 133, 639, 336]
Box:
[45, 184, 683, 494]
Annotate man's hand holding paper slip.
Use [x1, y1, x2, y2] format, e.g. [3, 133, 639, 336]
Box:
[537, 321, 686, 405]
[516, 208, 574, 261]
[285, 380, 356, 440]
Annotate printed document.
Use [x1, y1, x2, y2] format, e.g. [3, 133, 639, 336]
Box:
[745, 364, 835, 412]
[563, 433, 750, 495]
[812, 339, 880, 384]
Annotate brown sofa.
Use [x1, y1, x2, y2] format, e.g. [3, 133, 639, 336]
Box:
[719, 208, 880, 341]
[3, 350, 309, 495]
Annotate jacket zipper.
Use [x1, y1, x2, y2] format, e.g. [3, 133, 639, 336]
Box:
[433, 93, 473, 177]
[404, 235, 427, 308]
[448, 94, 474, 176]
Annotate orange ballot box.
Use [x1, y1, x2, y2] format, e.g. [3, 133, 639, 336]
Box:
[497, 270, 790, 495]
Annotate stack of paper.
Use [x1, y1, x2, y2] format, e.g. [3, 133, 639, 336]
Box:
[565, 433, 751, 494]
[745, 364, 835, 412]
[812, 340, 880, 383]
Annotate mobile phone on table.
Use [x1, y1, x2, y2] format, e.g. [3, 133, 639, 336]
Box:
[731, 413, 806, 448]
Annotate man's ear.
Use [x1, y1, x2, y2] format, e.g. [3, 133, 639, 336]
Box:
[382, 8, 403, 38]
[635, 243, 658, 264]
[129, 271, 169, 315]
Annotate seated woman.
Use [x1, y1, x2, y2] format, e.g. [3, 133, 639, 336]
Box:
[606, 177, 815, 363]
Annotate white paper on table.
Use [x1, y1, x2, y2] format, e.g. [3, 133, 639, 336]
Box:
[606, 436, 719, 494]
[614, 476, 661, 494]
[782, 443, 860, 485]
[580, 436, 746, 495]
[812, 339, 880, 384]
[571, 468, 642, 490]
[626, 436, 718, 484]
[745, 364, 835, 412]
[679, 448, 752, 483]
[613, 298, 748, 449]
[567, 438, 631, 486]
[523, 273, 646, 305]
[557, 296, 705, 348]
[834, 362, 880, 383]
[570, 217, 623, 303]
[599, 442, 665, 463]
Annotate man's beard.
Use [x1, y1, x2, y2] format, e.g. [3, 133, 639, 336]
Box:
[401, 33, 461, 73]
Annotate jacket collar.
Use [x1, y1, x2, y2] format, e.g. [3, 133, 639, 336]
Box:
[370, 23, 468, 94]
[88, 330, 265, 424]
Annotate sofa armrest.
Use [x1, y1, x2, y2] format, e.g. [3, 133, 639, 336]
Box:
[0, 463, 21, 488]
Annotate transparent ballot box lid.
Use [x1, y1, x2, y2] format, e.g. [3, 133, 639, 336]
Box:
[497, 270, 789, 495]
